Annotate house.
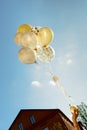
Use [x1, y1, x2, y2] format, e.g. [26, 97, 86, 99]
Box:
[9, 109, 83, 130]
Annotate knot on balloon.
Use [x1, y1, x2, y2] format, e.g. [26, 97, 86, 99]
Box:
[53, 75, 59, 82]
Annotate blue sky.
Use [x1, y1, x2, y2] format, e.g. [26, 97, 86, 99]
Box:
[0, 0, 87, 129]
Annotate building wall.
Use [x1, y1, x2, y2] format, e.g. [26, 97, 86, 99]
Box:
[9, 109, 76, 130]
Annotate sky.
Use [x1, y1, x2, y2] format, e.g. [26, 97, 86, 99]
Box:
[0, 0, 87, 129]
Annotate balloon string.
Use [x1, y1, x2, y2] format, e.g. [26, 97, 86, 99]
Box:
[46, 64, 73, 105]
[54, 80, 71, 104]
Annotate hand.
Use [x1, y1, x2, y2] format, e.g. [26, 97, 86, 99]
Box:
[72, 109, 79, 121]
[70, 105, 79, 121]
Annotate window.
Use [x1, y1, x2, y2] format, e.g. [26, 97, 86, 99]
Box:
[18, 123, 24, 130]
[43, 127, 49, 130]
[29, 115, 36, 124]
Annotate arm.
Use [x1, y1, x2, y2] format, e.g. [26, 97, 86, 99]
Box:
[70, 105, 81, 130]
[72, 110, 80, 130]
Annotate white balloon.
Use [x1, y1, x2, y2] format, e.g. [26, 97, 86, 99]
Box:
[14, 32, 23, 46]
[18, 47, 36, 64]
[21, 31, 37, 50]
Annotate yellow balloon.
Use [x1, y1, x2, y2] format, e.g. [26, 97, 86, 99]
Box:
[21, 31, 37, 50]
[14, 32, 23, 46]
[18, 47, 36, 64]
[17, 24, 32, 33]
[37, 27, 54, 46]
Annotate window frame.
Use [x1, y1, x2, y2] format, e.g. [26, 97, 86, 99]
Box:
[18, 122, 24, 130]
[29, 115, 36, 124]
[43, 127, 49, 130]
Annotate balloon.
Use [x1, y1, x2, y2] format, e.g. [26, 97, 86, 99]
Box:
[14, 32, 23, 46]
[21, 31, 37, 50]
[18, 47, 36, 64]
[17, 24, 32, 33]
[36, 27, 54, 46]
[36, 46, 55, 63]
[31, 26, 41, 35]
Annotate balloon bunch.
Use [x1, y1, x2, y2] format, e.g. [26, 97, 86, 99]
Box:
[14, 24, 55, 64]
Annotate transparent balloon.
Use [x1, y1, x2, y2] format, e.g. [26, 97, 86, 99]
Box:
[36, 45, 55, 63]
[14, 32, 23, 46]
[31, 26, 41, 35]
[21, 31, 37, 50]
[37, 27, 54, 46]
[18, 47, 36, 64]
[17, 24, 32, 33]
